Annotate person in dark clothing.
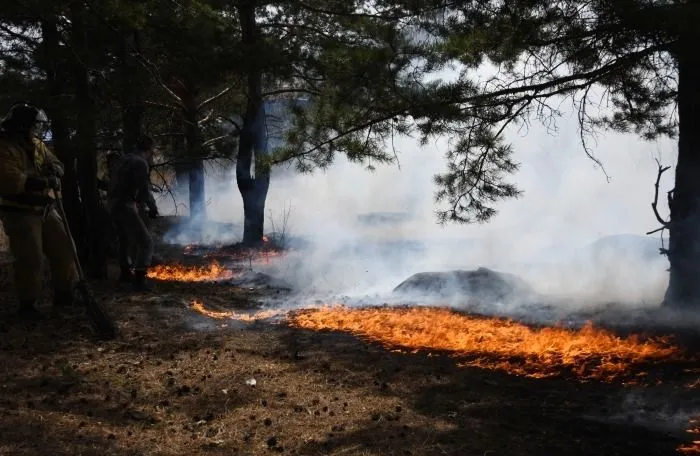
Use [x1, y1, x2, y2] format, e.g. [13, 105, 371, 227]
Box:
[108, 135, 158, 291]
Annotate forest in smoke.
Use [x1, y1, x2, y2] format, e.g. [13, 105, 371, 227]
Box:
[1, 0, 695, 311]
[159, 114, 674, 309]
[1, 3, 699, 456]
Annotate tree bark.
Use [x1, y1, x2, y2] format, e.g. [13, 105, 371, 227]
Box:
[40, 18, 82, 242]
[177, 81, 206, 221]
[236, 0, 270, 247]
[69, 2, 106, 278]
[121, 29, 144, 154]
[663, 38, 700, 310]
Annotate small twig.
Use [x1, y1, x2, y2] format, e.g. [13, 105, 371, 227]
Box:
[151, 166, 179, 216]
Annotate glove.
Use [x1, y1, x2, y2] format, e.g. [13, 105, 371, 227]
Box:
[147, 207, 159, 219]
[25, 176, 60, 192]
[41, 162, 64, 178]
[46, 176, 61, 190]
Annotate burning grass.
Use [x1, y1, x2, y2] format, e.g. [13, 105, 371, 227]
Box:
[287, 306, 689, 383]
[191, 299, 284, 321]
[679, 418, 700, 455]
[147, 261, 237, 282]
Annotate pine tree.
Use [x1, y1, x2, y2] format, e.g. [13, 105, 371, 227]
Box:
[415, 1, 691, 309]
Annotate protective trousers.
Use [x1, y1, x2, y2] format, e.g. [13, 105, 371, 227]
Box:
[111, 202, 153, 271]
[0, 209, 77, 300]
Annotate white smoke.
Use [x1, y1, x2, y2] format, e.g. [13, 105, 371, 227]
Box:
[158, 111, 675, 316]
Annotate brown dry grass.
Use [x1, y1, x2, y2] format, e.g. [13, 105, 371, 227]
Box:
[0, 265, 695, 455]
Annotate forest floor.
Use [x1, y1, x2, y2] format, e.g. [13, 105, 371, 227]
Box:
[0, 226, 698, 455]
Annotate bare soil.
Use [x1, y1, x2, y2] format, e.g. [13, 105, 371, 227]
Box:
[0, 262, 697, 455]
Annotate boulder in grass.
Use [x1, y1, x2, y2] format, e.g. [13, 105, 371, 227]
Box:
[392, 267, 536, 303]
[227, 270, 293, 291]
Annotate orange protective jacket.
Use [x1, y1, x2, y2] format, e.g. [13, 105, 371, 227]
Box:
[0, 135, 64, 213]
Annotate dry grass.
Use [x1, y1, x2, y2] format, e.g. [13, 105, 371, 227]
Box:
[0, 264, 695, 455]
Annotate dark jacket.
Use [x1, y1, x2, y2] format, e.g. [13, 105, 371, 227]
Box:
[107, 152, 156, 212]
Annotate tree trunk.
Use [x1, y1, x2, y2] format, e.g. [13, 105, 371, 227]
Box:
[121, 30, 144, 154]
[189, 159, 205, 219]
[182, 84, 206, 221]
[663, 40, 700, 310]
[70, 2, 106, 278]
[237, 0, 271, 247]
[40, 18, 82, 241]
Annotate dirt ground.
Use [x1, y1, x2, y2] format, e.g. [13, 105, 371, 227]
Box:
[0, 262, 697, 456]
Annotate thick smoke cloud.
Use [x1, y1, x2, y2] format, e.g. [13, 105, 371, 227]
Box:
[160, 112, 676, 314]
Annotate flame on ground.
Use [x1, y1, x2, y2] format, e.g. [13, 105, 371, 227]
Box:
[189, 300, 698, 452]
[679, 418, 700, 455]
[183, 242, 286, 264]
[147, 261, 236, 282]
[191, 300, 284, 321]
[287, 306, 687, 382]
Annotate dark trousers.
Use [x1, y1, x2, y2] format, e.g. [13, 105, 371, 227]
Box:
[110, 202, 153, 271]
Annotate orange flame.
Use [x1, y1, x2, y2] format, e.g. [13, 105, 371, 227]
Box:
[147, 261, 236, 282]
[679, 418, 700, 455]
[287, 306, 686, 382]
[191, 300, 284, 321]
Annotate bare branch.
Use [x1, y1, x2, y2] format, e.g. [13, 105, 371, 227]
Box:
[202, 135, 231, 148]
[217, 116, 242, 133]
[145, 100, 180, 111]
[197, 87, 232, 110]
[262, 88, 320, 98]
[651, 158, 671, 227]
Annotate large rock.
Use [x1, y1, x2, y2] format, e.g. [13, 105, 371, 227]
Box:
[226, 270, 292, 291]
[393, 267, 537, 304]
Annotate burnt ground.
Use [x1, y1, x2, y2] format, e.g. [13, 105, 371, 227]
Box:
[0, 237, 698, 455]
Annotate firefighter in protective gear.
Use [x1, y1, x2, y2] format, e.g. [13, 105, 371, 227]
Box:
[108, 135, 158, 291]
[102, 150, 162, 284]
[0, 103, 78, 318]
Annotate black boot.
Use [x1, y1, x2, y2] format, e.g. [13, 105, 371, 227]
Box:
[18, 300, 42, 320]
[133, 269, 151, 292]
[118, 267, 134, 283]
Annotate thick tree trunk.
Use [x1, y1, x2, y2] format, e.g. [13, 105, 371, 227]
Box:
[182, 85, 206, 221]
[237, 103, 270, 246]
[121, 30, 144, 154]
[70, 2, 107, 278]
[663, 41, 700, 310]
[237, 0, 271, 247]
[40, 18, 82, 241]
[189, 160, 205, 219]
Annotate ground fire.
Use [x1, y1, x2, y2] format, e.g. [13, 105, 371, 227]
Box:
[191, 299, 285, 321]
[286, 306, 690, 383]
[679, 418, 700, 455]
[147, 261, 237, 282]
[189, 299, 699, 453]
